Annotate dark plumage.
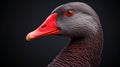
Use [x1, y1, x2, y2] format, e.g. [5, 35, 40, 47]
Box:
[26, 2, 103, 67]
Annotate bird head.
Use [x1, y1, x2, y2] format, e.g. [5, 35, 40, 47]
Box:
[26, 2, 100, 41]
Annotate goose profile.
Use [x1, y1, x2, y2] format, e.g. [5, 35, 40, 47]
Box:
[26, 2, 103, 67]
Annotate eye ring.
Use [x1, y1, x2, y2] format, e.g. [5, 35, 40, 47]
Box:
[64, 9, 74, 17]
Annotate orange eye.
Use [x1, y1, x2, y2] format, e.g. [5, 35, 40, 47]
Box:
[64, 9, 74, 17]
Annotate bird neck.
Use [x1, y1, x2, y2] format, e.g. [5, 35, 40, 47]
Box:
[48, 31, 103, 67]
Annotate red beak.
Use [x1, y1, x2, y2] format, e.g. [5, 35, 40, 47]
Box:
[26, 13, 60, 41]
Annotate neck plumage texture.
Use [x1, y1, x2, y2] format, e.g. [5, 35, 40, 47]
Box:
[48, 27, 103, 67]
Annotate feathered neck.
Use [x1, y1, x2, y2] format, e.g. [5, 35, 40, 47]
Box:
[48, 28, 103, 67]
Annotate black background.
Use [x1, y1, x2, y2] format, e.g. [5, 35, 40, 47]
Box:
[1, 0, 119, 67]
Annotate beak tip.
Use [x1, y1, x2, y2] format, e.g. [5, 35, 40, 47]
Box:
[26, 33, 32, 41]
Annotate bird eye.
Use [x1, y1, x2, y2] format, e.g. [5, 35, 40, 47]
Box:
[64, 9, 74, 17]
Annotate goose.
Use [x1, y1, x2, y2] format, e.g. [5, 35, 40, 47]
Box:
[26, 2, 103, 67]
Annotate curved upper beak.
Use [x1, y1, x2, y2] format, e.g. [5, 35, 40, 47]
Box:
[26, 13, 60, 41]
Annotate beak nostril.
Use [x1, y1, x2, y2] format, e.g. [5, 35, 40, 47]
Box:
[41, 24, 47, 28]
